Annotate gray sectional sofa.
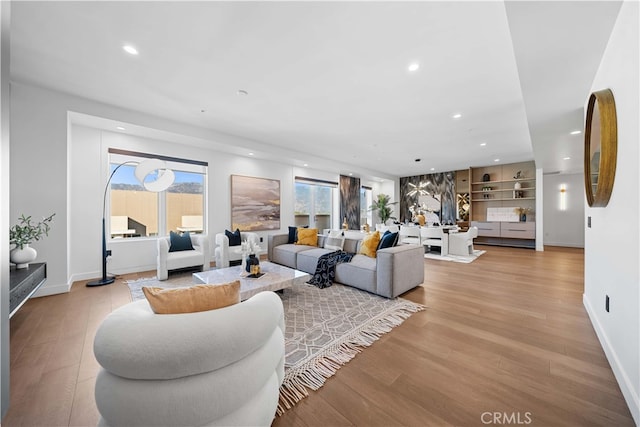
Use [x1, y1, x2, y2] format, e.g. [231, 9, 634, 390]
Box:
[267, 233, 424, 298]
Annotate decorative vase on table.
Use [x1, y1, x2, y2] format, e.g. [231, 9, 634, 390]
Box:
[10, 244, 37, 269]
[245, 253, 259, 273]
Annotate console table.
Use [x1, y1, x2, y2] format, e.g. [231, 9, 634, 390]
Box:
[9, 262, 46, 318]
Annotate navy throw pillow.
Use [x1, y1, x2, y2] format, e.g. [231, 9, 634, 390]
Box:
[287, 226, 297, 244]
[169, 231, 194, 252]
[377, 231, 399, 250]
[225, 229, 242, 246]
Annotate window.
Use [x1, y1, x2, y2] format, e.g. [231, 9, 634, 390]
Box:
[108, 149, 207, 239]
[294, 177, 336, 231]
[360, 186, 373, 227]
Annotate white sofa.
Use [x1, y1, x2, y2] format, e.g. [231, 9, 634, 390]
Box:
[214, 231, 259, 268]
[93, 291, 285, 427]
[157, 233, 210, 281]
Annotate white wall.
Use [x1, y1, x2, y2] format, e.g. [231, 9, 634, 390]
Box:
[543, 172, 584, 247]
[583, 1, 639, 423]
[69, 126, 300, 279]
[11, 81, 381, 291]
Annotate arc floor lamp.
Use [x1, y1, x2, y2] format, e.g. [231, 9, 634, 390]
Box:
[87, 159, 175, 287]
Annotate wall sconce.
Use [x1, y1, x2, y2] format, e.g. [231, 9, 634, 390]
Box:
[559, 183, 567, 211]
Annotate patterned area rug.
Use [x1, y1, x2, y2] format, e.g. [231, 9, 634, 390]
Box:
[424, 249, 486, 263]
[126, 274, 424, 415]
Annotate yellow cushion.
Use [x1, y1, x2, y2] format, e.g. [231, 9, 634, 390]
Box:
[359, 231, 381, 258]
[142, 281, 240, 314]
[296, 228, 318, 246]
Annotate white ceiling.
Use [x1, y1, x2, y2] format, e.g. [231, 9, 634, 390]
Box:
[10, 1, 622, 179]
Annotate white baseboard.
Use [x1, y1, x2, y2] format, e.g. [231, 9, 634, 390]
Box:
[68, 271, 101, 285]
[69, 265, 157, 285]
[34, 266, 159, 298]
[583, 294, 640, 425]
[544, 242, 584, 248]
[110, 264, 156, 276]
[33, 282, 71, 298]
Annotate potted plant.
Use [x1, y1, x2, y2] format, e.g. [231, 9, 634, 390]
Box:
[9, 213, 55, 269]
[369, 194, 397, 226]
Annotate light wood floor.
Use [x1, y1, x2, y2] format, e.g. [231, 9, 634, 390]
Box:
[2, 246, 634, 426]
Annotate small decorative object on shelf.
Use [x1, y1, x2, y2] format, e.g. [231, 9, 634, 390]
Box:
[342, 216, 348, 230]
[513, 171, 523, 180]
[514, 207, 531, 222]
[9, 213, 55, 269]
[514, 181, 522, 190]
[482, 173, 490, 182]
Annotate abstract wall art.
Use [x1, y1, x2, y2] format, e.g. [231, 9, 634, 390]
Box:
[231, 175, 281, 231]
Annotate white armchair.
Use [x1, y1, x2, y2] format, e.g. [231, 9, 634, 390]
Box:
[448, 226, 478, 256]
[420, 226, 448, 256]
[157, 233, 210, 281]
[215, 231, 259, 268]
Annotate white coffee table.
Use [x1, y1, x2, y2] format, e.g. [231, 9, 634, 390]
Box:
[193, 261, 310, 301]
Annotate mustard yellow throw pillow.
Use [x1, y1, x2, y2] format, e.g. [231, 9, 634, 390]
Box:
[142, 281, 240, 314]
[359, 231, 381, 258]
[296, 228, 318, 246]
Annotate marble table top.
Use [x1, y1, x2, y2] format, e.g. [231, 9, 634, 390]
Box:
[193, 261, 310, 300]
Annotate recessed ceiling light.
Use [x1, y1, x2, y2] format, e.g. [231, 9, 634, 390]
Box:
[480, 142, 487, 146]
[248, 152, 254, 156]
[430, 168, 435, 171]
[563, 156, 571, 160]
[122, 45, 138, 55]
[349, 173, 353, 176]
[237, 89, 248, 96]
[116, 126, 125, 131]
[494, 158, 500, 162]
[570, 130, 582, 135]
[408, 63, 420, 72]
[452, 113, 462, 119]
[303, 163, 308, 167]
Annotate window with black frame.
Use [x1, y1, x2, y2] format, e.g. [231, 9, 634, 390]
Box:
[108, 149, 207, 239]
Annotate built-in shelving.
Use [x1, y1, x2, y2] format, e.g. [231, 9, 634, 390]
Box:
[470, 161, 536, 248]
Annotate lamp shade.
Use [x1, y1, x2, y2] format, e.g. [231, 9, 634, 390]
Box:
[134, 159, 175, 192]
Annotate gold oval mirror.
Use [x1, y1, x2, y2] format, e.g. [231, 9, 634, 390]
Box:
[584, 88, 617, 207]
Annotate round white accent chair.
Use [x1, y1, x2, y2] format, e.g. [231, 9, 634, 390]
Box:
[93, 291, 285, 427]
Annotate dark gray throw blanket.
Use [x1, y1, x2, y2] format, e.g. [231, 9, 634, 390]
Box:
[307, 250, 354, 288]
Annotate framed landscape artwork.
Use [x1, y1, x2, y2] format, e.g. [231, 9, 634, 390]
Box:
[231, 175, 281, 231]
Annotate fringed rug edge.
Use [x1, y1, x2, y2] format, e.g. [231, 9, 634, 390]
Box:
[276, 299, 425, 416]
